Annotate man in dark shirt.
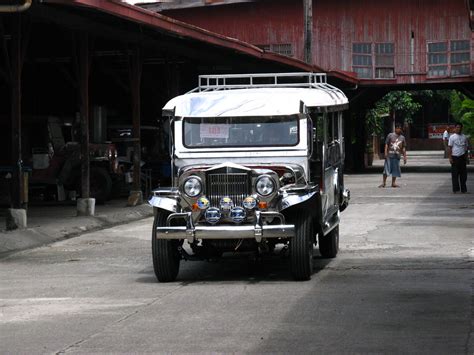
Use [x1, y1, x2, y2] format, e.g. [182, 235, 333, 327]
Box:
[379, 124, 407, 188]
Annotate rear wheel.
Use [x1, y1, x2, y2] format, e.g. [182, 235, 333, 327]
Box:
[290, 211, 315, 281]
[319, 225, 339, 258]
[152, 210, 181, 282]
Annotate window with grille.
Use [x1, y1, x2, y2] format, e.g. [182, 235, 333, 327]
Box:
[352, 42, 395, 79]
[375, 43, 395, 78]
[352, 43, 372, 78]
[428, 41, 448, 77]
[450, 40, 470, 76]
[256, 43, 293, 57]
[427, 40, 470, 77]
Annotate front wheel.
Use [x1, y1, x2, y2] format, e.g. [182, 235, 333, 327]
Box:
[152, 210, 181, 282]
[318, 225, 339, 258]
[289, 211, 315, 281]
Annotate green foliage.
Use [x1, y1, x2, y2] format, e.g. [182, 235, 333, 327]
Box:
[450, 91, 474, 137]
[366, 91, 422, 134]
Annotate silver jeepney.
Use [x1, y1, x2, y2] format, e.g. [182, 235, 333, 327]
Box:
[149, 73, 350, 282]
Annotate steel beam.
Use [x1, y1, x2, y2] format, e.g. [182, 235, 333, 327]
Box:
[78, 33, 90, 199]
[129, 46, 142, 194]
[303, 0, 313, 65]
[10, 14, 23, 208]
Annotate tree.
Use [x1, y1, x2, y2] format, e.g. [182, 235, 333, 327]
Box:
[366, 91, 422, 135]
[450, 91, 474, 137]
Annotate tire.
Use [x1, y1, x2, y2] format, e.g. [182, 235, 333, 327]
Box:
[152, 210, 181, 282]
[319, 225, 339, 258]
[290, 211, 315, 281]
[90, 167, 112, 204]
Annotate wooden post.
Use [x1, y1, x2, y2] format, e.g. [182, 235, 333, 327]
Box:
[128, 46, 143, 205]
[79, 34, 90, 199]
[303, 0, 313, 64]
[10, 14, 23, 209]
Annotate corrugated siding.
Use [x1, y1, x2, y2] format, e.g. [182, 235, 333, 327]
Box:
[164, 0, 473, 85]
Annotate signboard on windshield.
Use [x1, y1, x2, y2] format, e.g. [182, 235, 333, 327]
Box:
[200, 124, 229, 139]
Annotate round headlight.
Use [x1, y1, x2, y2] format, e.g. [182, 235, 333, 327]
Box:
[256, 175, 275, 196]
[183, 176, 202, 197]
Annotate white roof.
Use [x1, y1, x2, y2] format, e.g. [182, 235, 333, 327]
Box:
[163, 88, 348, 117]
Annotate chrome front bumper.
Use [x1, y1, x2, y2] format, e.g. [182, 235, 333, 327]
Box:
[155, 211, 295, 243]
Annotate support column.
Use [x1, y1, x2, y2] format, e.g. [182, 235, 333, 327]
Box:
[6, 14, 27, 229]
[303, 0, 313, 64]
[128, 46, 143, 206]
[76, 33, 94, 216]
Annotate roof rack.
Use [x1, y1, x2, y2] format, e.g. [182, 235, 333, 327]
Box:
[187, 72, 346, 103]
[188, 72, 330, 93]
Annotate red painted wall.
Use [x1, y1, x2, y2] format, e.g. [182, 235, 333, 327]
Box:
[163, 0, 473, 85]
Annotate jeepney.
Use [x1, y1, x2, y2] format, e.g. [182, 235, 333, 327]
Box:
[149, 73, 350, 282]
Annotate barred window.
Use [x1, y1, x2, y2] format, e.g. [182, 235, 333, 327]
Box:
[352, 43, 373, 79]
[375, 43, 394, 78]
[271, 43, 293, 57]
[256, 43, 293, 57]
[353, 42, 395, 79]
[450, 40, 470, 77]
[428, 40, 470, 77]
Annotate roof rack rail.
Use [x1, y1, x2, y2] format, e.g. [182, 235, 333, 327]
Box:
[188, 72, 329, 93]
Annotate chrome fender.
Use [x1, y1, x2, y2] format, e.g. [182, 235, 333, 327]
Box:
[279, 187, 319, 211]
[148, 188, 179, 213]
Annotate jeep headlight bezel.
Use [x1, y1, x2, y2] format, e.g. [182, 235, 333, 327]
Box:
[183, 176, 202, 197]
[255, 175, 275, 196]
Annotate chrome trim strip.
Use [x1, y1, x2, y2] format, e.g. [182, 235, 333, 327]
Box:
[156, 224, 295, 240]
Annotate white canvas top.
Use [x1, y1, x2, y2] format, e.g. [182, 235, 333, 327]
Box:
[163, 88, 348, 117]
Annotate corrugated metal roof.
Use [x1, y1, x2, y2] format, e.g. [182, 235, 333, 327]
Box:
[137, 0, 256, 11]
[42, 0, 358, 84]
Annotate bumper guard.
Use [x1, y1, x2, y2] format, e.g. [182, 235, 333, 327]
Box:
[156, 211, 295, 243]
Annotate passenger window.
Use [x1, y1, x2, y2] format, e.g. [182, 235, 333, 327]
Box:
[328, 112, 339, 144]
[311, 113, 324, 161]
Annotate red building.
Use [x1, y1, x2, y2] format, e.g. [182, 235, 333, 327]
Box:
[143, 0, 474, 91]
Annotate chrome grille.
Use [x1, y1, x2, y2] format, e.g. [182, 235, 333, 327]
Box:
[207, 173, 249, 207]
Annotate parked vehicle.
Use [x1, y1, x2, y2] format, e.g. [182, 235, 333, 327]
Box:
[149, 73, 350, 282]
[28, 117, 120, 203]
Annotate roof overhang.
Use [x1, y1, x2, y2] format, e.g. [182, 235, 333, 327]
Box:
[40, 0, 358, 86]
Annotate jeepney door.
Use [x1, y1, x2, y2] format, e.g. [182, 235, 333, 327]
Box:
[322, 112, 343, 217]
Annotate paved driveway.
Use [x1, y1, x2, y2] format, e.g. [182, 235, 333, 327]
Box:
[1, 172, 473, 354]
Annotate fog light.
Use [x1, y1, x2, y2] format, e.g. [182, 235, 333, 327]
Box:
[219, 197, 234, 212]
[197, 196, 210, 210]
[230, 207, 246, 223]
[205, 207, 221, 224]
[243, 196, 257, 210]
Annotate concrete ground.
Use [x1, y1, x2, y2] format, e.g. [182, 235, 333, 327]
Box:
[0, 199, 153, 256]
[0, 154, 473, 354]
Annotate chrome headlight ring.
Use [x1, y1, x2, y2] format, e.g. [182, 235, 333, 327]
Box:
[183, 176, 203, 197]
[255, 175, 275, 196]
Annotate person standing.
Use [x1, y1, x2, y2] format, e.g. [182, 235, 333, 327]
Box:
[448, 123, 469, 193]
[442, 129, 450, 158]
[379, 124, 407, 188]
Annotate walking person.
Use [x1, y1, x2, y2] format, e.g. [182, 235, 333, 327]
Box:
[448, 123, 469, 193]
[443, 129, 450, 158]
[379, 123, 407, 188]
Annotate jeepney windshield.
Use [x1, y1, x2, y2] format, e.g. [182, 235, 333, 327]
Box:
[183, 115, 299, 148]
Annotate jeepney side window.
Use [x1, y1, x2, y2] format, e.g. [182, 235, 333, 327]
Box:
[311, 113, 324, 161]
[327, 112, 342, 167]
